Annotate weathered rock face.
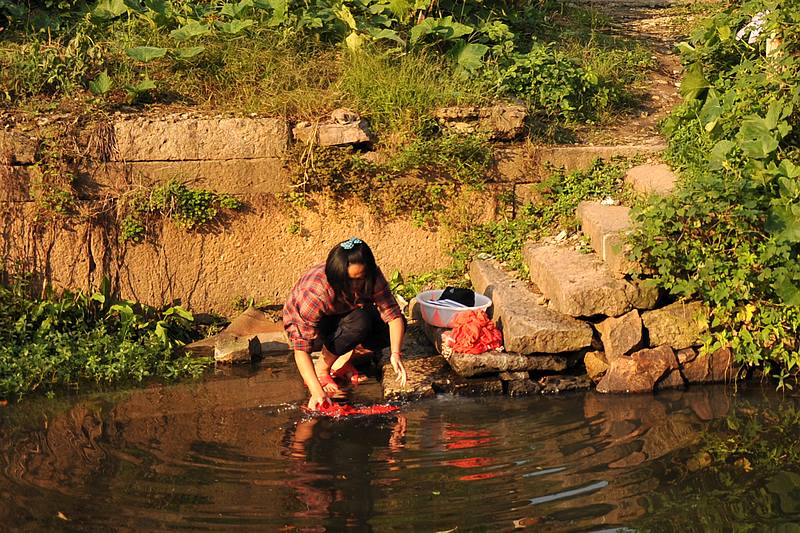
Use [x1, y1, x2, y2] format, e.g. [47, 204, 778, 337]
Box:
[523, 243, 642, 317]
[539, 374, 592, 393]
[469, 260, 593, 353]
[596, 310, 643, 359]
[680, 347, 734, 383]
[223, 307, 289, 355]
[584, 350, 609, 382]
[114, 116, 290, 161]
[596, 345, 677, 393]
[444, 351, 568, 378]
[507, 379, 542, 396]
[642, 300, 708, 350]
[214, 333, 261, 364]
[624, 163, 677, 196]
[433, 104, 527, 140]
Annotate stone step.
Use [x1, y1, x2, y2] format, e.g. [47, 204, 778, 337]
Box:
[576, 200, 637, 274]
[522, 242, 658, 317]
[469, 259, 593, 354]
[624, 163, 677, 195]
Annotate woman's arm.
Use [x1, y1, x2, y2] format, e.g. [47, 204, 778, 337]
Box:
[387, 316, 407, 387]
[294, 349, 329, 409]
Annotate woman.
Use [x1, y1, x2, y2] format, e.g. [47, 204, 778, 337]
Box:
[283, 237, 408, 410]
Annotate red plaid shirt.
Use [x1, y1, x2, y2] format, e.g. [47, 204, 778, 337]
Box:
[283, 263, 403, 353]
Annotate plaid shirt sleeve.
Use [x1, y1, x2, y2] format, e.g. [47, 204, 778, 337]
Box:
[373, 267, 403, 324]
[283, 265, 332, 353]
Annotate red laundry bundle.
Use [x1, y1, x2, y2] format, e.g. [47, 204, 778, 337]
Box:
[305, 402, 400, 417]
[443, 310, 503, 354]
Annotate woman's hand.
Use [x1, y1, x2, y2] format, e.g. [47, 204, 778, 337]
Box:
[390, 351, 407, 388]
[307, 393, 331, 411]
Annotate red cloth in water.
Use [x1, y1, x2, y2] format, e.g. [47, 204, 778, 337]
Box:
[444, 310, 503, 354]
[306, 402, 400, 417]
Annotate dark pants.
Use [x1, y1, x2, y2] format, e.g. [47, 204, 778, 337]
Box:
[318, 305, 402, 357]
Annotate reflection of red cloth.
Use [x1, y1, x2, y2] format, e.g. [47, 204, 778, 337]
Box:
[305, 403, 399, 417]
[443, 310, 503, 354]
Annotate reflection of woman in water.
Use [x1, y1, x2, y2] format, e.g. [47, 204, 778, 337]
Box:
[284, 414, 407, 530]
[283, 238, 408, 410]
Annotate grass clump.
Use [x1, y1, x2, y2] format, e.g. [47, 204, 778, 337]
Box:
[0, 279, 211, 401]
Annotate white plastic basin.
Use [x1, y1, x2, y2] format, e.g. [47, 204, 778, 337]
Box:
[416, 289, 492, 328]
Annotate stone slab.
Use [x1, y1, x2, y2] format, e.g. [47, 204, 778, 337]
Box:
[642, 300, 708, 350]
[576, 201, 637, 274]
[624, 163, 677, 196]
[494, 143, 666, 183]
[538, 374, 592, 394]
[523, 243, 644, 317]
[469, 259, 593, 353]
[293, 120, 371, 146]
[444, 350, 568, 377]
[434, 105, 527, 140]
[114, 116, 289, 161]
[214, 333, 260, 364]
[507, 379, 542, 396]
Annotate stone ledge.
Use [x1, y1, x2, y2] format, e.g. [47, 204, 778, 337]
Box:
[576, 201, 638, 275]
[469, 259, 593, 353]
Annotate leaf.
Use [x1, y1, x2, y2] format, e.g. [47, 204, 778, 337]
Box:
[220, 0, 253, 18]
[216, 19, 254, 34]
[738, 116, 779, 159]
[454, 42, 488, 72]
[369, 28, 405, 46]
[774, 275, 800, 306]
[334, 4, 357, 30]
[170, 21, 212, 41]
[767, 204, 800, 243]
[345, 31, 365, 50]
[126, 46, 168, 62]
[254, 0, 287, 26]
[132, 79, 156, 92]
[89, 70, 113, 95]
[171, 46, 205, 59]
[679, 63, 709, 100]
[708, 139, 736, 170]
[409, 17, 436, 45]
[92, 0, 129, 20]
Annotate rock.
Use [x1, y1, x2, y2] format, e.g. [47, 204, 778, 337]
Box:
[0, 165, 33, 201]
[382, 354, 452, 400]
[444, 351, 568, 378]
[584, 350, 609, 383]
[433, 104, 527, 140]
[624, 163, 677, 195]
[596, 345, 677, 393]
[292, 120, 371, 146]
[642, 300, 708, 350]
[507, 379, 543, 396]
[469, 260, 593, 353]
[499, 371, 529, 381]
[596, 310, 643, 359]
[223, 307, 289, 354]
[448, 376, 504, 396]
[625, 279, 660, 310]
[656, 368, 687, 390]
[183, 335, 217, 358]
[214, 333, 261, 364]
[576, 201, 638, 274]
[538, 374, 592, 393]
[523, 242, 641, 317]
[113, 116, 289, 161]
[331, 108, 360, 125]
[682, 347, 734, 383]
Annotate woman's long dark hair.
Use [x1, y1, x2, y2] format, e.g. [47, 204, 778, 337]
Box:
[325, 239, 378, 305]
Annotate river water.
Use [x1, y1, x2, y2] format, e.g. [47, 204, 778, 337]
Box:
[2, 356, 800, 532]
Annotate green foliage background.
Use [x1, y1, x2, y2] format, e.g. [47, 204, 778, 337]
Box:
[630, 0, 800, 384]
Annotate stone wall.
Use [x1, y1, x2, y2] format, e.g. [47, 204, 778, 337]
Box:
[0, 113, 662, 314]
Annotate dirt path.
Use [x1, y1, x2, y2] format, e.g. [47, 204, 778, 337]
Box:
[575, 1, 714, 146]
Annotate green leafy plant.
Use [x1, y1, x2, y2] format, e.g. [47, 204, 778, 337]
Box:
[120, 180, 244, 243]
[0, 277, 211, 400]
[629, 0, 800, 384]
